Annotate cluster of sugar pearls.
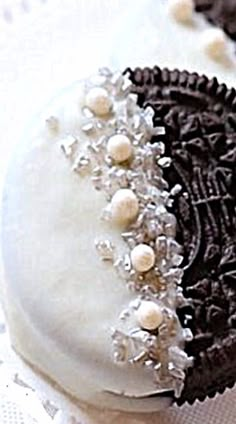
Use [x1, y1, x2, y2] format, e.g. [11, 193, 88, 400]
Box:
[59, 68, 193, 397]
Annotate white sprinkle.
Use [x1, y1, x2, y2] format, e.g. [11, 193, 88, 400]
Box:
[95, 239, 115, 261]
[81, 122, 95, 133]
[171, 184, 182, 196]
[60, 135, 78, 157]
[72, 154, 90, 174]
[46, 116, 59, 134]
[122, 77, 133, 93]
[183, 328, 193, 342]
[152, 126, 166, 136]
[158, 157, 172, 168]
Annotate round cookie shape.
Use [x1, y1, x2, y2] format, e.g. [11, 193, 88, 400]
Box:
[127, 66, 236, 405]
[3, 66, 235, 413]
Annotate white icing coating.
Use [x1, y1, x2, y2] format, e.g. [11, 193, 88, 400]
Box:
[1, 0, 235, 414]
[136, 301, 163, 330]
[130, 244, 155, 272]
[167, 0, 194, 24]
[1, 83, 173, 412]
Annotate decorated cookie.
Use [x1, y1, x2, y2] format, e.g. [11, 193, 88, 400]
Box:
[1, 67, 236, 413]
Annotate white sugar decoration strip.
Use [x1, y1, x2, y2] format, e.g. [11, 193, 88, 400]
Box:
[95, 239, 115, 262]
[57, 68, 193, 398]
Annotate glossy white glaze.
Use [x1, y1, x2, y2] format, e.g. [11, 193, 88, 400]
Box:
[1, 83, 172, 412]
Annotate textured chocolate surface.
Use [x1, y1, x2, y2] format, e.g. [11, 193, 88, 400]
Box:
[125, 66, 236, 404]
[194, 0, 236, 41]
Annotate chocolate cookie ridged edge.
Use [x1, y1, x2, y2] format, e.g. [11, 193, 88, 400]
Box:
[124, 66, 236, 405]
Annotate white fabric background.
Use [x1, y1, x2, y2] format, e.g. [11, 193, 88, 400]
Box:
[0, 1, 236, 423]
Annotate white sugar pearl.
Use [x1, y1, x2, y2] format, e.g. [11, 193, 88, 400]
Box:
[201, 28, 227, 60]
[136, 301, 163, 330]
[111, 189, 139, 224]
[107, 134, 132, 163]
[85, 87, 112, 116]
[168, 0, 194, 24]
[131, 244, 155, 272]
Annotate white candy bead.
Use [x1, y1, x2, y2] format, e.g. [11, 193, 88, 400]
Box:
[168, 0, 194, 24]
[131, 244, 155, 272]
[107, 134, 132, 163]
[201, 28, 227, 60]
[136, 301, 163, 331]
[85, 87, 112, 116]
[110, 189, 139, 224]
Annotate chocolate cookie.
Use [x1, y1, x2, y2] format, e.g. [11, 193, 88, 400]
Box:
[194, 0, 236, 41]
[125, 66, 236, 404]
